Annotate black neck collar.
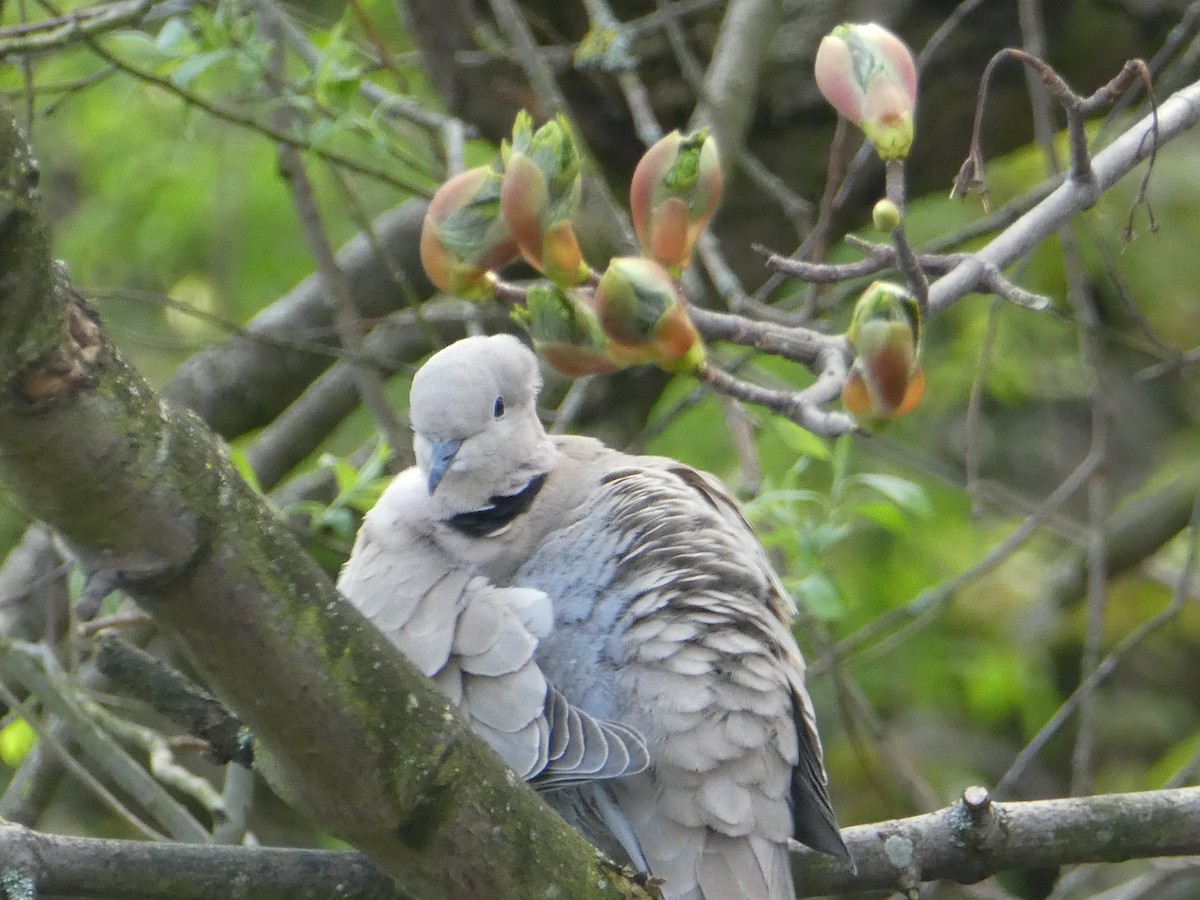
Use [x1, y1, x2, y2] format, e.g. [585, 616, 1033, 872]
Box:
[447, 472, 548, 538]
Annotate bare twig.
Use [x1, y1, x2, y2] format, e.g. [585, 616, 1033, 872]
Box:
[252, 0, 458, 135]
[697, 358, 856, 437]
[953, 47, 1158, 235]
[84, 698, 227, 821]
[996, 491, 1200, 797]
[792, 786, 1200, 896]
[0, 674, 170, 841]
[823, 448, 1102, 673]
[259, 12, 408, 453]
[0, 0, 153, 55]
[0, 637, 211, 842]
[93, 633, 252, 767]
[883, 159, 928, 309]
[933, 77, 1197, 314]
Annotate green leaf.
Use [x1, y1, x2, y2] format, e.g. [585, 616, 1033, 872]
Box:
[108, 31, 176, 68]
[829, 435, 852, 500]
[321, 72, 362, 110]
[851, 500, 911, 534]
[758, 528, 793, 553]
[852, 473, 931, 517]
[802, 521, 851, 554]
[347, 480, 389, 514]
[155, 18, 196, 56]
[774, 419, 831, 461]
[790, 573, 843, 620]
[1149, 733, 1200, 788]
[753, 488, 822, 506]
[226, 446, 262, 494]
[321, 454, 359, 496]
[319, 506, 355, 540]
[284, 500, 327, 520]
[170, 50, 229, 89]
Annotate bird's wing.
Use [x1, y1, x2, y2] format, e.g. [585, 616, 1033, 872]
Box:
[536, 685, 650, 788]
[668, 464, 850, 863]
[339, 467, 647, 784]
[520, 450, 847, 898]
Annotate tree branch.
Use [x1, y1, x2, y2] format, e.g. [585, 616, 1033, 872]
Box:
[0, 819, 402, 900]
[791, 786, 1200, 896]
[931, 77, 1199, 314]
[4, 786, 1197, 898]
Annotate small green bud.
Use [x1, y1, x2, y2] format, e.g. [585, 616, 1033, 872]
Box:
[872, 198, 902, 232]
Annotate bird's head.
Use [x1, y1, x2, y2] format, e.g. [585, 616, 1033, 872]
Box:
[409, 334, 556, 513]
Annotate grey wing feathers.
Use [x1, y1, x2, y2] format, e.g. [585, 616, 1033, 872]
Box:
[789, 678, 853, 863]
[523, 456, 848, 896]
[673, 462, 850, 862]
[536, 686, 649, 788]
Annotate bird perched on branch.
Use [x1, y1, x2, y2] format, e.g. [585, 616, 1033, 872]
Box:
[338, 334, 849, 899]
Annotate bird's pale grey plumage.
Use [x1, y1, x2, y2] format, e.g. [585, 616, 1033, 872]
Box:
[338, 334, 849, 900]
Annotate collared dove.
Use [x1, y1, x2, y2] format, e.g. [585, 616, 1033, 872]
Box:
[339, 334, 850, 899]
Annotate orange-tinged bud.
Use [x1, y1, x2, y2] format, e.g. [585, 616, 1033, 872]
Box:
[512, 283, 619, 378]
[842, 281, 924, 422]
[814, 23, 918, 160]
[593, 256, 705, 373]
[541, 220, 587, 286]
[499, 112, 588, 286]
[420, 165, 518, 300]
[630, 129, 722, 273]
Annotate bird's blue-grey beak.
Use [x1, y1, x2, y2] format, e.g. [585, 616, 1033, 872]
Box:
[426, 439, 463, 495]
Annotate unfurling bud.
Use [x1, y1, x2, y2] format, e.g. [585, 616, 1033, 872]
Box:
[512, 283, 619, 378]
[420, 165, 519, 300]
[629, 129, 722, 274]
[593, 257, 705, 373]
[814, 23, 918, 160]
[872, 198, 902, 232]
[500, 111, 589, 286]
[841, 281, 925, 423]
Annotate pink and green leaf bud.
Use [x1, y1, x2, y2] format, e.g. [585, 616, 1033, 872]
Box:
[511, 283, 619, 378]
[814, 23, 918, 160]
[629, 129, 723, 273]
[420, 165, 519, 300]
[500, 111, 588, 286]
[593, 256, 705, 373]
[842, 281, 924, 421]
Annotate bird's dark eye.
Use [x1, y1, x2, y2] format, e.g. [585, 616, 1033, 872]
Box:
[493, 396, 505, 418]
